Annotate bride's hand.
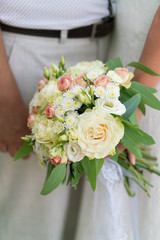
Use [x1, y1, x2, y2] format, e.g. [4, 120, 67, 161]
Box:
[118, 143, 136, 165]
[0, 98, 30, 157]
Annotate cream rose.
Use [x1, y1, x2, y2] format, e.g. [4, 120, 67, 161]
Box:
[33, 115, 59, 148]
[30, 81, 62, 112]
[64, 142, 85, 162]
[77, 108, 124, 159]
[67, 60, 105, 78]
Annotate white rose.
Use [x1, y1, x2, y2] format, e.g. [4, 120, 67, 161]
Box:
[33, 115, 59, 148]
[77, 108, 124, 159]
[29, 80, 62, 112]
[64, 142, 84, 162]
[95, 98, 126, 115]
[67, 60, 105, 78]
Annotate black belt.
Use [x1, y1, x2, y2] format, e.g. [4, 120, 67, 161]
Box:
[0, 18, 114, 39]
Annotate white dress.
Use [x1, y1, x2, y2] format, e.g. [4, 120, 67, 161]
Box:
[75, 1, 160, 240]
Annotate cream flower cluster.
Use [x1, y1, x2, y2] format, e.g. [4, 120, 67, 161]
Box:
[28, 60, 134, 166]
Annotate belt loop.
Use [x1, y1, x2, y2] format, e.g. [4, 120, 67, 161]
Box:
[60, 30, 68, 43]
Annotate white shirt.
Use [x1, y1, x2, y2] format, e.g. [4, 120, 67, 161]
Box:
[0, 0, 115, 30]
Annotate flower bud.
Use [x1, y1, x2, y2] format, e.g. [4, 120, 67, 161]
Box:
[32, 106, 39, 114]
[59, 134, 68, 142]
[51, 63, 59, 72]
[60, 56, 65, 67]
[56, 115, 65, 122]
[37, 77, 48, 91]
[44, 67, 50, 79]
[45, 105, 56, 118]
[27, 113, 36, 129]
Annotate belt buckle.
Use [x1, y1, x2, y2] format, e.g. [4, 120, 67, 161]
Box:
[91, 20, 103, 41]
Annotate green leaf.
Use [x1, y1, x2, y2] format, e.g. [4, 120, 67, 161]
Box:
[71, 162, 84, 187]
[105, 57, 123, 70]
[136, 129, 155, 145]
[41, 163, 66, 195]
[128, 111, 138, 125]
[138, 102, 146, 115]
[130, 81, 160, 110]
[81, 157, 97, 191]
[121, 124, 142, 158]
[122, 94, 141, 119]
[14, 142, 33, 161]
[45, 161, 55, 181]
[119, 88, 131, 103]
[111, 146, 118, 162]
[96, 158, 104, 175]
[127, 62, 160, 76]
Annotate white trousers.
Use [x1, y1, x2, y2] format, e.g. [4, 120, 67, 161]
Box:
[0, 32, 116, 240]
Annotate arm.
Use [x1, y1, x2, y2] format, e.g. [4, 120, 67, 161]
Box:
[118, 7, 160, 163]
[0, 29, 30, 157]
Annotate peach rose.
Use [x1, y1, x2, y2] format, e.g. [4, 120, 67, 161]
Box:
[49, 155, 67, 166]
[114, 68, 134, 88]
[75, 74, 88, 88]
[27, 113, 36, 129]
[45, 105, 56, 118]
[94, 76, 110, 88]
[58, 74, 75, 91]
[37, 77, 48, 91]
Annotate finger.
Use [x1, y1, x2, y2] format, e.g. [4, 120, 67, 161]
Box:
[128, 151, 136, 165]
[118, 143, 126, 154]
[0, 142, 8, 152]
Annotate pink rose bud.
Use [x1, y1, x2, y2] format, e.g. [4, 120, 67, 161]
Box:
[45, 105, 56, 118]
[58, 74, 74, 91]
[94, 76, 110, 88]
[75, 74, 89, 89]
[114, 68, 129, 81]
[49, 155, 67, 166]
[27, 113, 36, 129]
[37, 77, 48, 91]
[32, 106, 39, 114]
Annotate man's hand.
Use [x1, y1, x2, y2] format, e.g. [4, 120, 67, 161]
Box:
[0, 99, 30, 157]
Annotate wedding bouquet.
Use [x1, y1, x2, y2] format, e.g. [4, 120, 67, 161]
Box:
[14, 57, 160, 197]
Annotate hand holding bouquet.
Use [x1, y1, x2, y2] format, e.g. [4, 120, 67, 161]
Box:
[15, 57, 160, 197]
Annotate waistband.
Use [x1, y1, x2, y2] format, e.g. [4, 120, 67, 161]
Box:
[0, 17, 114, 40]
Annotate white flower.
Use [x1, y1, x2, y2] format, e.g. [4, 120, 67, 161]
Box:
[53, 120, 65, 133]
[63, 90, 75, 98]
[64, 142, 85, 162]
[95, 98, 126, 115]
[107, 71, 123, 84]
[54, 95, 64, 106]
[33, 141, 49, 161]
[65, 114, 77, 129]
[55, 106, 65, 116]
[62, 98, 75, 111]
[87, 68, 105, 82]
[67, 111, 79, 118]
[105, 88, 120, 100]
[72, 85, 84, 95]
[94, 86, 105, 98]
[73, 100, 83, 110]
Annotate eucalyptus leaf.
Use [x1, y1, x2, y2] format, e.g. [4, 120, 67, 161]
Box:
[105, 57, 123, 70]
[45, 161, 55, 181]
[128, 111, 138, 125]
[41, 163, 66, 195]
[81, 157, 97, 191]
[127, 62, 160, 76]
[14, 142, 33, 161]
[122, 94, 141, 119]
[130, 82, 160, 110]
[96, 158, 104, 175]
